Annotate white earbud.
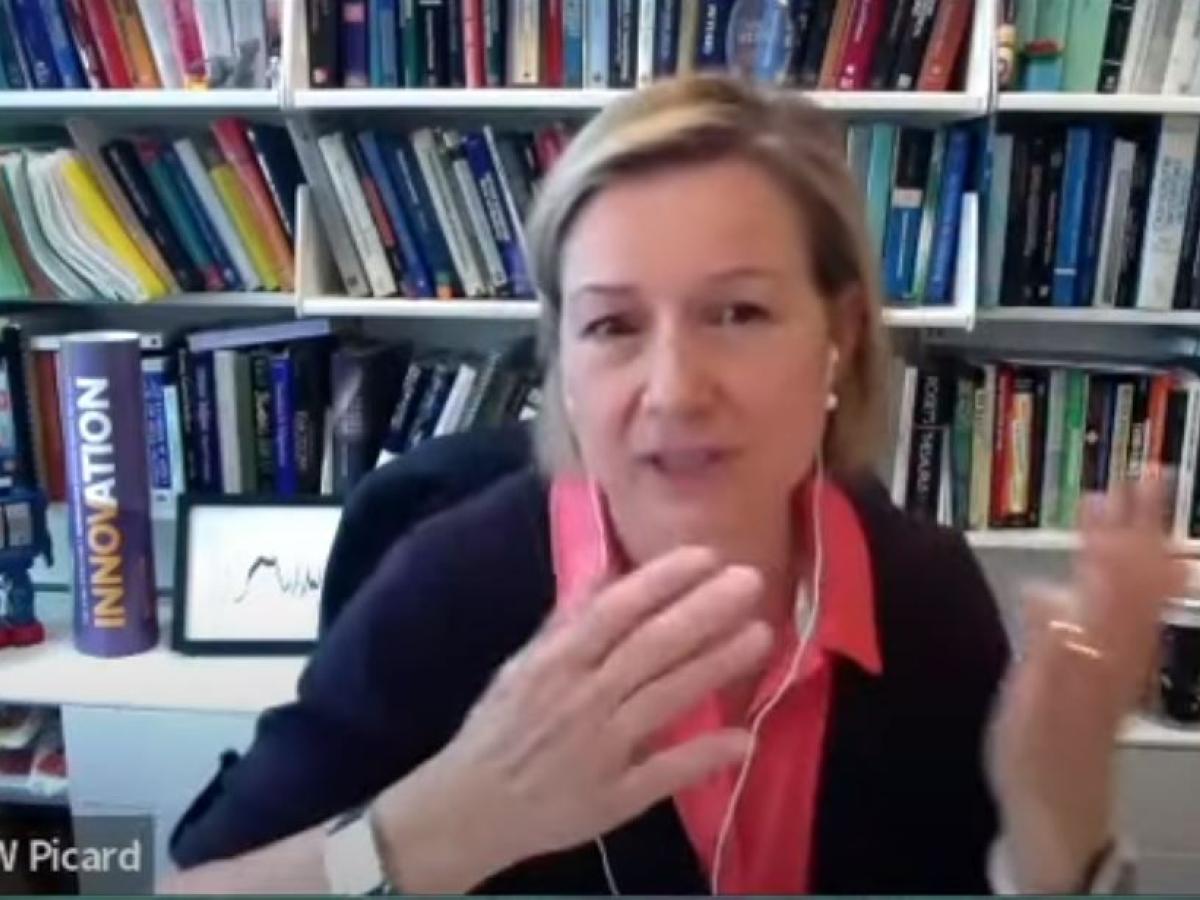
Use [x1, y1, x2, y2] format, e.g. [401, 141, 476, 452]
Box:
[826, 347, 840, 412]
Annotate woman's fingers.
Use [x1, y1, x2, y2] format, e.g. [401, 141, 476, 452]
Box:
[612, 620, 773, 749]
[612, 729, 752, 822]
[594, 565, 764, 705]
[549, 546, 723, 668]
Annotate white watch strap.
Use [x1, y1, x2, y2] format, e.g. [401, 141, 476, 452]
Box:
[323, 807, 391, 895]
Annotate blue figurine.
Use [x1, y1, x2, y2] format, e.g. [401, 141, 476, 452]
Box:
[0, 486, 52, 649]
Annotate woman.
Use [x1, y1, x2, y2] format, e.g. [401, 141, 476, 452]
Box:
[165, 76, 1183, 894]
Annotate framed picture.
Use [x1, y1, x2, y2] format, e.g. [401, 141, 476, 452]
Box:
[172, 495, 343, 655]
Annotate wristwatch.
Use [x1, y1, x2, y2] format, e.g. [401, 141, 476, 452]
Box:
[322, 805, 395, 895]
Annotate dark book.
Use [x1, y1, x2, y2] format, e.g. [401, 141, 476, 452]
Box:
[1034, 129, 1067, 306]
[345, 133, 409, 292]
[794, 0, 835, 87]
[37, 0, 85, 86]
[388, 132, 460, 297]
[868, 0, 911, 88]
[1173, 125, 1200, 309]
[1024, 369, 1049, 528]
[1097, 0, 1136, 93]
[359, 131, 434, 297]
[135, 139, 222, 291]
[0, 326, 37, 491]
[168, 345, 200, 491]
[482, 0, 504, 84]
[329, 342, 407, 495]
[905, 364, 949, 521]
[341, 0, 369, 86]
[1017, 132, 1049, 307]
[101, 140, 203, 292]
[0, 0, 29, 87]
[447, 0, 464, 85]
[786, 0, 818, 84]
[270, 350, 296, 494]
[693, 0, 732, 70]
[61, 0, 105, 87]
[401, 0, 422, 84]
[653, 0, 680, 76]
[191, 351, 223, 493]
[1114, 128, 1156, 309]
[160, 144, 241, 290]
[998, 130, 1031, 307]
[418, 0, 449, 85]
[245, 124, 305, 244]
[1127, 374, 1151, 481]
[379, 359, 433, 458]
[405, 357, 457, 450]
[291, 340, 331, 495]
[308, 0, 340, 86]
[609, 0, 637, 86]
[891, 0, 939, 90]
[249, 349, 276, 494]
[1162, 382, 1189, 518]
[1076, 125, 1115, 308]
[11, 0, 60, 87]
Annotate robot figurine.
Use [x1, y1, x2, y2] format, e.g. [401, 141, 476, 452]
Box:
[0, 486, 52, 649]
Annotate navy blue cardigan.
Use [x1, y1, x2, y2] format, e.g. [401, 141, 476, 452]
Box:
[171, 468, 1010, 894]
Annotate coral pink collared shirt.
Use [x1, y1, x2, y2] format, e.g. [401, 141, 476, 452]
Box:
[549, 477, 882, 894]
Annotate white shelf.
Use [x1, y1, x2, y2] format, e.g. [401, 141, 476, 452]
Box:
[0, 604, 304, 715]
[293, 87, 986, 121]
[1121, 713, 1200, 750]
[977, 307, 1200, 327]
[967, 529, 1200, 555]
[998, 92, 1200, 116]
[883, 305, 974, 329]
[302, 296, 541, 320]
[0, 88, 281, 116]
[0, 292, 297, 311]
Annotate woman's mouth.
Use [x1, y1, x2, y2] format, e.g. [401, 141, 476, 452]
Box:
[642, 448, 735, 480]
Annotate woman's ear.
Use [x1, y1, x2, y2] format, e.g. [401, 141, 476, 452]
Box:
[829, 285, 864, 380]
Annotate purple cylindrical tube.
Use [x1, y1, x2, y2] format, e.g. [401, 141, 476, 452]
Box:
[59, 332, 158, 657]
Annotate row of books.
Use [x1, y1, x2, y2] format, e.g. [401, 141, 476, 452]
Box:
[983, 117, 1200, 311]
[13, 319, 539, 507]
[1000, 0, 1200, 95]
[0, 118, 302, 302]
[846, 122, 979, 307]
[0, 0, 280, 91]
[308, 119, 979, 308]
[308, 0, 974, 92]
[891, 355, 1200, 539]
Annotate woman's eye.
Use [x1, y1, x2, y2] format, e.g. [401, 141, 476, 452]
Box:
[581, 315, 636, 339]
[715, 302, 771, 325]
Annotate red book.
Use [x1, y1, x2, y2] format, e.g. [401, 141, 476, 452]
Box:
[211, 119, 295, 291]
[82, 0, 133, 88]
[990, 366, 1013, 528]
[1146, 374, 1171, 481]
[31, 349, 66, 502]
[544, 0, 564, 87]
[917, 0, 972, 91]
[167, 0, 207, 87]
[462, 0, 485, 87]
[63, 0, 107, 87]
[836, 0, 888, 90]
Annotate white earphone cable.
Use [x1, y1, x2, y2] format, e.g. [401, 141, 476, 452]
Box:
[595, 446, 828, 896]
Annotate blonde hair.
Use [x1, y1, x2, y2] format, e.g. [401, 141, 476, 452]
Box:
[527, 75, 889, 476]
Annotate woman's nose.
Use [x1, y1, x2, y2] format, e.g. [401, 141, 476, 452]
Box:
[640, 331, 712, 417]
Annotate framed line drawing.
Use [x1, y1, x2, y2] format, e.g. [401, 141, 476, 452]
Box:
[172, 495, 343, 655]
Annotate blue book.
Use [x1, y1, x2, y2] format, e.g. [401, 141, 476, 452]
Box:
[1076, 125, 1114, 307]
[371, 0, 400, 85]
[884, 130, 933, 302]
[0, 0, 26, 87]
[865, 124, 896, 261]
[342, 0, 369, 86]
[564, 0, 584, 86]
[10, 0, 59, 88]
[358, 131, 434, 297]
[753, 0, 788, 82]
[653, 0, 680, 76]
[1052, 127, 1093, 307]
[389, 133, 459, 297]
[695, 0, 733, 69]
[585, 0, 608, 85]
[463, 129, 531, 296]
[926, 128, 972, 306]
[191, 352, 223, 493]
[38, 0, 82, 87]
[141, 362, 172, 500]
[270, 352, 297, 495]
[161, 145, 243, 291]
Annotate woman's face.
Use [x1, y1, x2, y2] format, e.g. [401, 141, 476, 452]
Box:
[558, 158, 842, 560]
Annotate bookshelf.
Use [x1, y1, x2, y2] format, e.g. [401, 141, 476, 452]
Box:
[967, 529, 1200, 555]
[997, 92, 1200, 116]
[0, 89, 282, 118]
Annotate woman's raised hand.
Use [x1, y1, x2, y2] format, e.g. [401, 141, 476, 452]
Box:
[989, 478, 1188, 891]
[371, 546, 773, 893]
